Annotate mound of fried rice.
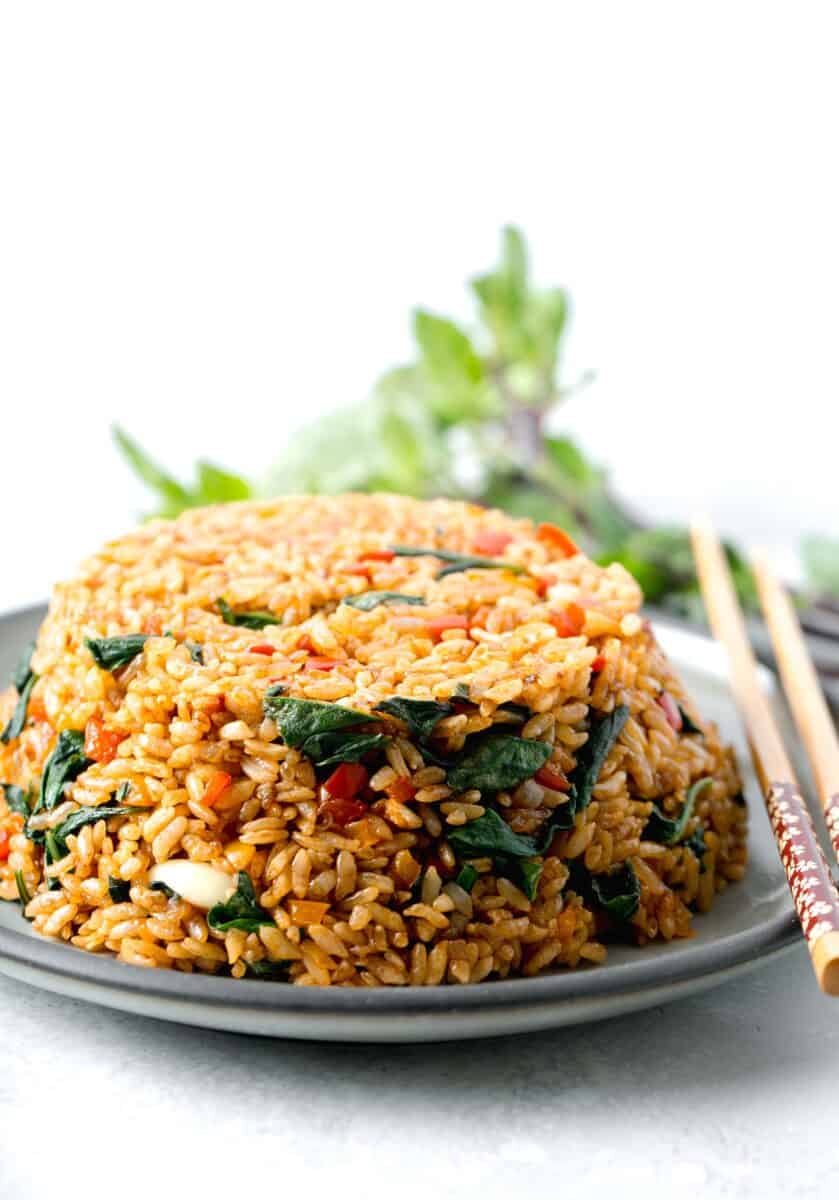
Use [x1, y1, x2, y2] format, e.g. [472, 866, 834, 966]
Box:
[0, 495, 747, 986]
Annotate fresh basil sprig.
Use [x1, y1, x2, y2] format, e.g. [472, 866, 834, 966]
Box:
[207, 872, 275, 932]
[1, 642, 37, 744]
[84, 634, 149, 671]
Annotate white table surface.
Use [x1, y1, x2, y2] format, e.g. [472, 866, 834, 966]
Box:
[0, 942, 835, 1200]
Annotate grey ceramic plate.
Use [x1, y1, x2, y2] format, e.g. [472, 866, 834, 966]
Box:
[0, 604, 800, 1042]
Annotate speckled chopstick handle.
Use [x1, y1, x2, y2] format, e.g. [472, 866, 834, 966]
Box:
[766, 782, 839, 992]
[826, 793, 839, 866]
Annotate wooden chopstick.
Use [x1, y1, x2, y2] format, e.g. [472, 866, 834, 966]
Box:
[691, 518, 839, 995]
[752, 551, 839, 865]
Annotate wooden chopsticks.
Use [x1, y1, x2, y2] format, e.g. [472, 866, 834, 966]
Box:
[691, 518, 839, 995]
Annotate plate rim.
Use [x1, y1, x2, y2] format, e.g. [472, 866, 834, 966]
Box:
[0, 602, 799, 1027]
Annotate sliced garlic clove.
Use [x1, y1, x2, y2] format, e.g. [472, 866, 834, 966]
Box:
[148, 860, 237, 910]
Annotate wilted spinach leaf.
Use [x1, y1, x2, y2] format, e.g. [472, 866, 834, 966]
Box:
[1, 642, 38, 744]
[34, 730, 91, 816]
[389, 545, 524, 579]
[108, 877, 131, 903]
[678, 705, 702, 735]
[263, 693, 370, 747]
[495, 854, 544, 901]
[15, 870, 32, 910]
[150, 880, 179, 900]
[454, 863, 479, 892]
[446, 733, 551, 793]
[643, 777, 712, 846]
[245, 959, 290, 980]
[36, 802, 136, 857]
[303, 730, 389, 768]
[374, 697, 453, 741]
[343, 592, 427, 611]
[185, 641, 205, 664]
[448, 807, 539, 859]
[207, 872, 275, 932]
[84, 634, 149, 671]
[217, 598, 279, 630]
[2, 783, 32, 819]
[590, 861, 641, 921]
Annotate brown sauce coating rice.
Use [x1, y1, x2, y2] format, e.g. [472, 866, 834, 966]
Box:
[0, 494, 746, 986]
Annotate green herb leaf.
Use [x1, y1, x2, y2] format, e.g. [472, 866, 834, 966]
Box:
[495, 854, 543, 901]
[389, 545, 524, 578]
[217, 598, 279, 630]
[643, 777, 712, 846]
[342, 592, 427, 611]
[412, 310, 493, 427]
[569, 705, 629, 816]
[446, 733, 551, 794]
[207, 872, 275, 932]
[2, 783, 32, 819]
[678, 705, 702, 735]
[14, 870, 32, 910]
[84, 634, 149, 671]
[263, 693, 370, 749]
[683, 826, 708, 867]
[302, 730, 389, 768]
[113, 426, 252, 519]
[1, 642, 38, 744]
[42, 802, 136, 858]
[245, 959, 289, 981]
[374, 697, 453, 741]
[108, 877, 131, 903]
[590, 861, 641, 921]
[448, 808, 539, 859]
[454, 864, 479, 892]
[35, 730, 92, 815]
[150, 880, 179, 900]
[194, 461, 251, 505]
[186, 641, 204, 664]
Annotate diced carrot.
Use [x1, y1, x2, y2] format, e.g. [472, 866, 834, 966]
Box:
[288, 899, 330, 925]
[249, 643, 275, 656]
[537, 523, 579, 557]
[359, 549, 395, 562]
[427, 614, 470, 640]
[344, 564, 372, 577]
[304, 657, 340, 672]
[657, 691, 683, 732]
[0, 829, 9, 862]
[548, 603, 586, 638]
[387, 777, 417, 804]
[28, 694, 47, 722]
[203, 771, 233, 808]
[591, 655, 606, 673]
[535, 765, 571, 792]
[473, 529, 513, 556]
[323, 762, 368, 799]
[83, 718, 124, 765]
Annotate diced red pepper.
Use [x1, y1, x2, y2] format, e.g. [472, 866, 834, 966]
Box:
[84, 718, 124, 764]
[304, 657, 340, 672]
[427, 614, 470, 640]
[203, 771, 233, 808]
[359, 549, 395, 562]
[387, 777, 417, 804]
[591, 655, 606, 673]
[537, 523, 579, 557]
[323, 762, 369, 800]
[0, 828, 10, 861]
[657, 691, 683, 732]
[548, 603, 586, 638]
[473, 529, 513, 556]
[535, 765, 571, 792]
[344, 564, 372, 577]
[249, 643, 275, 656]
[318, 794, 368, 829]
[533, 573, 556, 598]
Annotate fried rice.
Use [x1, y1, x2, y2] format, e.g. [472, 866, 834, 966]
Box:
[0, 494, 747, 986]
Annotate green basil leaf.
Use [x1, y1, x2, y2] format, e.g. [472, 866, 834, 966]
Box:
[569, 705, 629, 816]
[15, 870, 32, 910]
[374, 697, 453, 741]
[678, 705, 703, 735]
[263, 694, 371, 748]
[643, 777, 712, 846]
[108, 877, 131, 903]
[217, 598, 279, 630]
[495, 854, 543, 901]
[342, 592, 427, 611]
[454, 864, 479, 892]
[207, 872, 275, 932]
[683, 826, 708, 868]
[1, 642, 38, 744]
[245, 959, 290, 981]
[446, 733, 551, 794]
[150, 880, 179, 900]
[2, 783, 32, 819]
[590, 861, 641, 921]
[84, 634, 149, 671]
[303, 730, 389, 768]
[35, 730, 92, 815]
[389, 545, 523, 579]
[447, 808, 539, 859]
[186, 641, 204, 664]
[44, 803, 136, 858]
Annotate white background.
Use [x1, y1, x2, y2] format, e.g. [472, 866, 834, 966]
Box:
[1, 1, 837, 612]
